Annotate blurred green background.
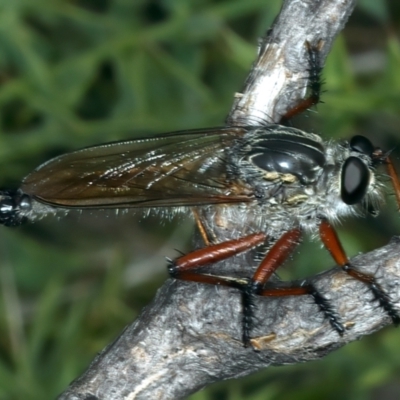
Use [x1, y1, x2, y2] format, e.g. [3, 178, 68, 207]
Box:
[0, 0, 399, 399]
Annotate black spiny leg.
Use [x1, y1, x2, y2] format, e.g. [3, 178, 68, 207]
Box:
[259, 283, 345, 336]
[244, 280, 345, 347]
[343, 264, 400, 325]
[243, 228, 345, 347]
[307, 283, 345, 335]
[280, 40, 323, 123]
[243, 229, 344, 345]
[242, 281, 261, 346]
[320, 219, 400, 326]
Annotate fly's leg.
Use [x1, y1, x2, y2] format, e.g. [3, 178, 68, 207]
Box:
[259, 285, 345, 336]
[280, 40, 323, 123]
[243, 228, 344, 346]
[383, 154, 400, 209]
[191, 208, 215, 246]
[319, 219, 400, 325]
[170, 228, 345, 347]
[168, 232, 266, 286]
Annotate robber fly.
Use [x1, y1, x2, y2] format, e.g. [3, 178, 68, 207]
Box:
[1, 43, 399, 347]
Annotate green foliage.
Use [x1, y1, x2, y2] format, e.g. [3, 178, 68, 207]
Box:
[0, 0, 399, 399]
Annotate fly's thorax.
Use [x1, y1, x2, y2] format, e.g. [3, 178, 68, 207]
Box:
[230, 125, 325, 185]
[227, 126, 386, 231]
[228, 125, 326, 209]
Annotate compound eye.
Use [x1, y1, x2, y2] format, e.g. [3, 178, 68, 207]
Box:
[341, 157, 370, 205]
[350, 135, 374, 156]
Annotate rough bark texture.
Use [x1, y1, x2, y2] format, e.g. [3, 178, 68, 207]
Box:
[57, 0, 386, 399]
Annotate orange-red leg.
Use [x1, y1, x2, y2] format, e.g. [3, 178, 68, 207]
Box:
[319, 219, 400, 325]
[170, 227, 347, 347]
[241, 229, 302, 344]
[385, 156, 400, 209]
[192, 208, 214, 246]
[171, 232, 266, 273]
[168, 233, 266, 289]
[241, 228, 344, 344]
[251, 229, 302, 286]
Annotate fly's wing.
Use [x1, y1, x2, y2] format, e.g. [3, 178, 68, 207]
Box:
[21, 127, 254, 209]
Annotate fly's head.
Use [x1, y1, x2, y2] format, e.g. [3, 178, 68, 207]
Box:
[320, 135, 386, 221]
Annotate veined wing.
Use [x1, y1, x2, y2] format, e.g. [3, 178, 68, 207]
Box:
[21, 127, 254, 208]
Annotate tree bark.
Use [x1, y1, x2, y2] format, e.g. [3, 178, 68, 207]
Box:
[57, 0, 398, 399]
